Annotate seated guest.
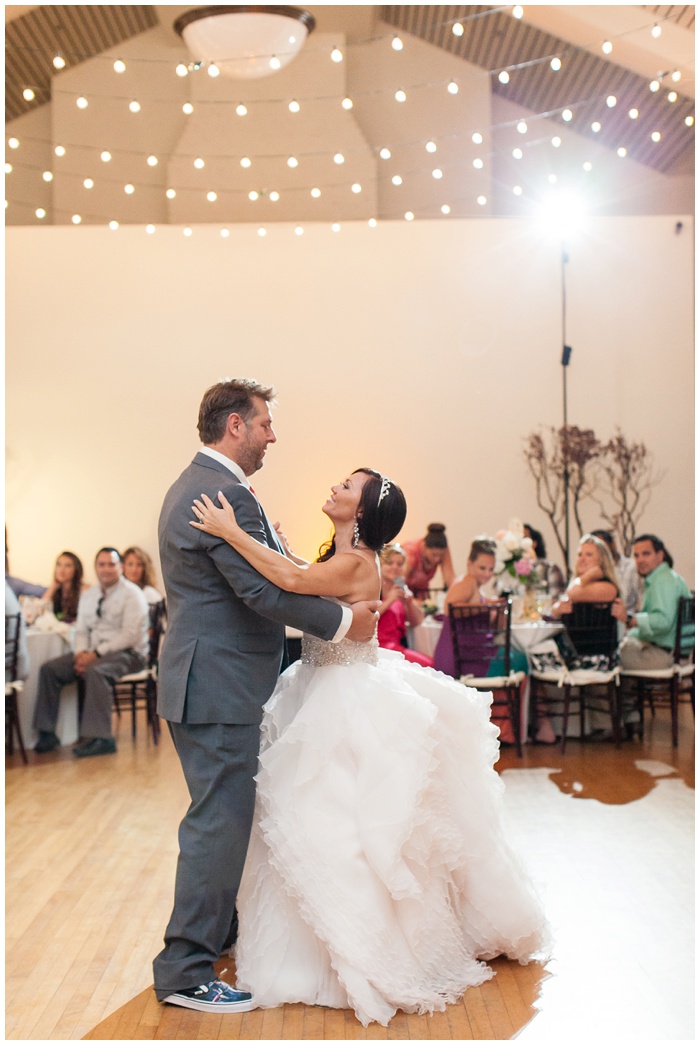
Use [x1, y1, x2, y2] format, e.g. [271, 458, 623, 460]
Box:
[612, 534, 693, 670]
[122, 545, 164, 605]
[591, 529, 640, 617]
[377, 544, 433, 667]
[550, 534, 619, 618]
[33, 548, 148, 758]
[43, 551, 86, 623]
[523, 524, 547, 560]
[402, 522, 455, 599]
[523, 523, 565, 594]
[5, 580, 29, 682]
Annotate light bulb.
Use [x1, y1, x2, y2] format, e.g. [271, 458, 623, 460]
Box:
[380, 148, 391, 159]
[685, 116, 694, 127]
[472, 132, 483, 144]
[289, 100, 300, 113]
[447, 80, 459, 94]
[591, 121, 601, 132]
[513, 5, 524, 18]
[498, 71, 510, 84]
[551, 136, 561, 147]
[404, 211, 414, 221]
[548, 174, 557, 184]
[240, 157, 252, 168]
[342, 97, 353, 110]
[129, 100, 141, 112]
[208, 63, 220, 77]
[351, 182, 362, 193]
[287, 156, 298, 168]
[512, 148, 523, 159]
[550, 57, 561, 71]
[477, 195, 487, 205]
[395, 89, 407, 102]
[583, 161, 592, 171]
[311, 188, 321, 198]
[23, 88, 35, 101]
[441, 204, 451, 213]
[76, 96, 88, 109]
[183, 102, 194, 114]
[194, 157, 205, 169]
[220, 228, 230, 238]
[55, 145, 66, 156]
[269, 56, 281, 71]
[295, 226, 304, 236]
[606, 95, 617, 107]
[473, 158, 484, 169]
[114, 59, 126, 73]
[36, 208, 46, 218]
[83, 178, 94, 189]
[452, 23, 464, 37]
[513, 185, 523, 196]
[248, 191, 259, 201]
[147, 155, 158, 166]
[432, 168, 443, 179]
[42, 170, 53, 182]
[651, 131, 661, 142]
[425, 140, 437, 153]
[617, 147, 627, 157]
[629, 108, 639, 119]
[331, 47, 343, 63]
[672, 70, 681, 82]
[109, 220, 119, 230]
[269, 191, 280, 202]
[602, 40, 612, 54]
[8, 137, 19, 149]
[236, 104, 248, 116]
[651, 24, 661, 38]
[176, 63, 189, 77]
[72, 214, 81, 224]
[53, 55, 66, 69]
[124, 183, 135, 194]
[146, 224, 155, 234]
[392, 175, 403, 186]
[333, 153, 345, 165]
[101, 150, 112, 162]
[668, 92, 678, 103]
[207, 191, 217, 201]
[650, 80, 660, 92]
[517, 120, 527, 133]
[5, 163, 11, 173]
[562, 109, 573, 121]
[392, 35, 404, 50]
[368, 218, 377, 228]
[184, 227, 193, 236]
[166, 189, 176, 199]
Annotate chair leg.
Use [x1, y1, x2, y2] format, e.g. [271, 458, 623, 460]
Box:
[609, 682, 621, 748]
[7, 693, 28, 764]
[560, 685, 571, 753]
[671, 674, 679, 748]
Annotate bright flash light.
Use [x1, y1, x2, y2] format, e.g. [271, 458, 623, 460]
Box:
[534, 189, 586, 240]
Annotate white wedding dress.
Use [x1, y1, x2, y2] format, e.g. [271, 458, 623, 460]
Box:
[235, 633, 548, 1028]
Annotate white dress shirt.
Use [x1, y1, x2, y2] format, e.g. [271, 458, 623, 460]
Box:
[74, 577, 149, 658]
[199, 446, 352, 641]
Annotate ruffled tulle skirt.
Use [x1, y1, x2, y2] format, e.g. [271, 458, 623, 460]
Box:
[235, 646, 547, 1027]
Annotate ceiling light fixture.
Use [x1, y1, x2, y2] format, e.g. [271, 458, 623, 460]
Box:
[174, 5, 315, 80]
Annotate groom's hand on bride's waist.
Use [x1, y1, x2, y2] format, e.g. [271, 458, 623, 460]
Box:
[346, 600, 381, 642]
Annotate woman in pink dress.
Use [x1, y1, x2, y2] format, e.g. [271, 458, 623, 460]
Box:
[402, 523, 455, 600]
[377, 544, 433, 667]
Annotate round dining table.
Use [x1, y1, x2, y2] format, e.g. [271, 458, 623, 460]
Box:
[20, 626, 79, 749]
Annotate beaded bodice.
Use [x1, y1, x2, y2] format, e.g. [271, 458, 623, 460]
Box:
[301, 634, 379, 667]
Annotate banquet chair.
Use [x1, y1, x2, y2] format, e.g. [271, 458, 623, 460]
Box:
[530, 601, 620, 752]
[620, 594, 695, 748]
[110, 600, 166, 744]
[449, 599, 525, 757]
[5, 612, 28, 764]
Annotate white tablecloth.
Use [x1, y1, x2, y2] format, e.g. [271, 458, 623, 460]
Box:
[21, 629, 79, 748]
[408, 618, 563, 659]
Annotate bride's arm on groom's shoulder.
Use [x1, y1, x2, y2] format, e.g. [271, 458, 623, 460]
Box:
[191, 491, 363, 598]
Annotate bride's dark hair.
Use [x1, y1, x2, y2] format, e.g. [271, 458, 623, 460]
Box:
[317, 468, 407, 562]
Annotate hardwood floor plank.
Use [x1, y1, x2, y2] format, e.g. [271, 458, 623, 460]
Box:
[324, 1006, 349, 1038]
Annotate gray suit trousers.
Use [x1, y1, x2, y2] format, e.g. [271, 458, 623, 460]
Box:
[33, 649, 145, 739]
[152, 721, 261, 998]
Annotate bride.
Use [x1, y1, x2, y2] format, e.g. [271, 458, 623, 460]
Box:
[190, 467, 548, 1028]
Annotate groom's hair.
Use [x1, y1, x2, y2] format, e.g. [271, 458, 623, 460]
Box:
[198, 378, 275, 444]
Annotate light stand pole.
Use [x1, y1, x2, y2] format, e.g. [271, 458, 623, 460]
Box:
[560, 240, 572, 579]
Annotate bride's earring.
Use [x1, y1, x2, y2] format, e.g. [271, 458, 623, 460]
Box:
[352, 519, 361, 548]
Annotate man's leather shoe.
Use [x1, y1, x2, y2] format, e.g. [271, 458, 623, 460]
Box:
[73, 737, 117, 758]
[34, 731, 60, 754]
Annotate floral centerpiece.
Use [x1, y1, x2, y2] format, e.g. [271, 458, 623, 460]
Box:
[494, 518, 536, 589]
[421, 599, 439, 617]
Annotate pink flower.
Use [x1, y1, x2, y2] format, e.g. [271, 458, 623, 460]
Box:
[515, 557, 533, 577]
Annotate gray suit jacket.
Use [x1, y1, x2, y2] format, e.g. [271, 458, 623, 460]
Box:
[157, 452, 343, 725]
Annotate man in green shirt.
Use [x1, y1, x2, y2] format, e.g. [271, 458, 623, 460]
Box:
[612, 534, 693, 669]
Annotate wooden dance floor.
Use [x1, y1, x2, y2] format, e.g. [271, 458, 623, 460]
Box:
[6, 707, 694, 1040]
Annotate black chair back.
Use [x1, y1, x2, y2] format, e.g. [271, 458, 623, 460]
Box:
[674, 595, 695, 662]
[449, 600, 512, 678]
[5, 613, 22, 684]
[147, 601, 167, 668]
[564, 602, 618, 660]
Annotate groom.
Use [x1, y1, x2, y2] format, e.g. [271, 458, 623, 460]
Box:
[153, 379, 379, 1014]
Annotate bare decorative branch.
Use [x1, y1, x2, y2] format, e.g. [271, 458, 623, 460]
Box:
[590, 429, 665, 555]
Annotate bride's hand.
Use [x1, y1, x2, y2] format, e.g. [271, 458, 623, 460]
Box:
[190, 491, 241, 541]
[273, 521, 293, 557]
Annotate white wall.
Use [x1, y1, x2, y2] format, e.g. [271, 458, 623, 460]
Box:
[5, 216, 694, 588]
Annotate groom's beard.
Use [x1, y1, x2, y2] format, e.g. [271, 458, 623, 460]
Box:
[238, 434, 266, 476]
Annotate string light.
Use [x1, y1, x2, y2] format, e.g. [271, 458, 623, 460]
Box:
[441, 204, 451, 214]
[517, 120, 527, 133]
[310, 187, 321, 198]
[473, 158, 484, 169]
[606, 96, 617, 108]
[289, 100, 300, 113]
[591, 121, 601, 132]
[379, 148, 391, 159]
[269, 57, 281, 71]
[287, 156, 299, 168]
[23, 88, 35, 101]
[76, 96, 88, 109]
[685, 116, 694, 127]
[8, 137, 19, 149]
[551, 136, 562, 147]
[129, 100, 141, 113]
[513, 185, 522, 195]
[166, 188, 176, 199]
[240, 157, 252, 168]
[331, 223, 340, 232]
[432, 168, 443, 179]
[392, 35, 403, 50]
[583, 161, 592, 171]
[208, 63, 220, 77]
[114, 59, 126, 73]
[472, 132, 483, 144]
[651, 24, 661, 38]
[351, 182, 362, 193]
[562, 109, 573, 122]
[236, 103, 248, 116]
[147, 155, 158, 166]
[331, 47, 343, 63]
[513, 6, 524, 19]
[550, 57, 561, 71]
[72, 214, 82, 224]
[269, 191, 280, 201]
[425, 140, 437, 153]
[672, 70, 681, 82]
[452, 23, 464, 37]
[42, 171, 53, 181]
[109, 220, 119, 230]
[651, 131, 661, 142]
[629, 108, 639, 119]
[53, 55, 66, 69]
[333, 153, 345, 165]
[101, 150, 112, 162]
[392, 175, 402, 185]
[477, 195, 487, 205]
[548, 173, 557, 184]
[668, 92, 678, 103]
[248, 190, 259, 200]
[194, 157, 205, 169]
[83, 177, 94, 189]
[342, 97, 353, 110]
[36, 207, 46, 218]
[207, 191, 217, 201]
[182, 102, 194, 114]
[55, 145, 66, 156]
[447, 81, 459, 94]
[295, 226, 304, 235]
[175, 63, 188, 77]
[404, 211, 414, 221]
[124, 183, 135, 194]
[602, 41, 613, 55]
[395, 89, 407, 102]
[368, 218, 377, 227]
[649, 80, 660, 92]
[5, 163, 12, 174]
[146, 223, 155, 233]
[221, 228, 230, 237]
[512, 147, 523, 159]
[617, 147, 627, 157]
[498, 71, 510, 84]
[184, 227, 193, 236]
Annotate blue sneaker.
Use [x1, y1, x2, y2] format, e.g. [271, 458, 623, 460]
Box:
[163, 979, 255, 1013]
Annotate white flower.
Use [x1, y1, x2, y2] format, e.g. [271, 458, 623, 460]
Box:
[521, 537, 534, 553]
[504, 533, 519, 552]
[508, 517, 524, 537]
